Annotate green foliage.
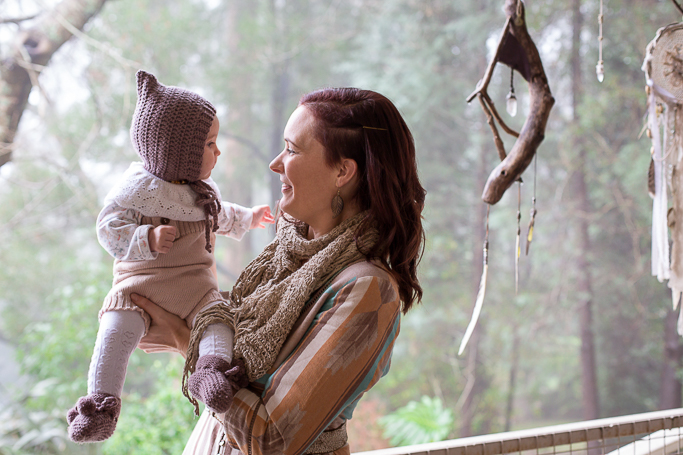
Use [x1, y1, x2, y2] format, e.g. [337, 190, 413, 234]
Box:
[16, 278, 106, 412]
[102, 357, 198, 455]
[379, 396, 454, 446]
[0, 381, 71, 454]
[8, 269, 193, 454]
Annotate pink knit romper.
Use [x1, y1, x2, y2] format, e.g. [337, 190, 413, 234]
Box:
[99, 216, 223, 333]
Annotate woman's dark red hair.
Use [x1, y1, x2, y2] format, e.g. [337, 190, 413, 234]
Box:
[299, 88, 426, 313]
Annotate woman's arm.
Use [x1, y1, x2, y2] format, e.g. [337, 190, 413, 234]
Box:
[132, 293, 190, 357]
[222, 274, 401, 455]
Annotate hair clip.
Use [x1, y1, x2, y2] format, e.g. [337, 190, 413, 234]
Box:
[362, 126, 388, 131]
[170, 179, 189, 185]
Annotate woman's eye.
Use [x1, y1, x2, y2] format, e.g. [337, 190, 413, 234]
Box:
[287, 148, 296, 154]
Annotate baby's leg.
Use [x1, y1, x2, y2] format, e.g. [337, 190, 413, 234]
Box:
[198, 322, 234, 362]
[67, 310, 145, 443]
[189, 303, 247, 414]
[88, 310, 146, 396]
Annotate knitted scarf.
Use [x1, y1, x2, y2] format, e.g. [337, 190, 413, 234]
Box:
[183, 211, 377, 409]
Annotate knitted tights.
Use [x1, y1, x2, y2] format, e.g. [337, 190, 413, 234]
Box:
[195, 301, 234, 362]
[88, 310, 145, 397]
[88, 307, 233, 398]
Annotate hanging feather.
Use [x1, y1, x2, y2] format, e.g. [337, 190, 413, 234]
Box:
[458, 248, 488, 356]
[526, 202, 536, 256]
[648, 157, 656, 199]
[459, 209, 490, 356]
[649, 88, 671, 282]
[526, 154, 538, 256]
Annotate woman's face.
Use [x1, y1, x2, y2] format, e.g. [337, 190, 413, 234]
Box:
[270, 106, 339, 232]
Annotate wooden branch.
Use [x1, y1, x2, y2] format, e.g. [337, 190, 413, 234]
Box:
[0, 0, 109, 168]
[673, 0, 683, 16]
[478, 93, 507, 161]
[0, 14, 40, 25]
[481, 92, 519, 138]
[481, 0, 555, 204]
[467, 17, 512, 103]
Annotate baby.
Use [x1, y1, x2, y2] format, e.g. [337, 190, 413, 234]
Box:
[66, 70, 273, 443]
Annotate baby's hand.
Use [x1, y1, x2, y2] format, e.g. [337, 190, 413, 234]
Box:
[149, 225, 176, 253]
[250, 205, 275, 229]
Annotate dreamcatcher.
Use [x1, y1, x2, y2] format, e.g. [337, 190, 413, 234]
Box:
[459, 0, 554, 354]
[643, 21, 683, 334]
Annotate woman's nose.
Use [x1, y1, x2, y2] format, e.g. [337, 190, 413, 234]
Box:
[269, 152, 283, 173]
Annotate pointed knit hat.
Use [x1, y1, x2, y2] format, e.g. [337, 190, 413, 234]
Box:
[130, 70, 217, 183]
[130, 70, 221, 253]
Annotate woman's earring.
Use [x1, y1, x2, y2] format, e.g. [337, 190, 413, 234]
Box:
[331, 188, 344, 218]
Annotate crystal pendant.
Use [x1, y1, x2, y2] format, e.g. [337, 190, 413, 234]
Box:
[596, 60, 604, 83]
[506, 90, 517, 117]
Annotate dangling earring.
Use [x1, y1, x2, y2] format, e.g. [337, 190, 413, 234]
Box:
[331, 187, 344, 218]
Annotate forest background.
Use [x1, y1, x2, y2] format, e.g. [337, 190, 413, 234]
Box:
[0, 0, 679, 453]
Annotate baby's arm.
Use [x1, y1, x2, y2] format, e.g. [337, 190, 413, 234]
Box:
[215, 203, 252, 240]
[97, 202, 174, 260]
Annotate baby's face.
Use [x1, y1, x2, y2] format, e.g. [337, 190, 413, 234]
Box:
[199, 116, 220, 180]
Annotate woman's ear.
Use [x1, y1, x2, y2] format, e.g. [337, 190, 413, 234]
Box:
[337, 158, 358, 187]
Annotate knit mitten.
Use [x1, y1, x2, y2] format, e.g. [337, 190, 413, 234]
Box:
[188, 355, 248, 414]
[67, 393, 121, 443]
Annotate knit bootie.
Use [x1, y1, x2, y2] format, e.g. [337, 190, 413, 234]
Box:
[67, 393, 121, 443]
[188, 355, 248, 414]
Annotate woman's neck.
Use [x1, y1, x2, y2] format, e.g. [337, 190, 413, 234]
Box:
[306, 205, 362, 240]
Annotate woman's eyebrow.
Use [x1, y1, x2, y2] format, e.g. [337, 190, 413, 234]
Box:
[284, 137, 300, 148]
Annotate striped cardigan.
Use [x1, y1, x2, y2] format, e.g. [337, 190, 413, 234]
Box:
[182, 261, 401, 455]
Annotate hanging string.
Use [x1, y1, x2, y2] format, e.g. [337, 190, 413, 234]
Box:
[526, 153, 537, 255]
[506, 67, 518, 117]
[516, 182, 521, 294]
[458, 205, 490, 355]
[596, 0, 604, 82]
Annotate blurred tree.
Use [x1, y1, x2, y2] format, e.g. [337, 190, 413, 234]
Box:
[0, 0, 109, 168]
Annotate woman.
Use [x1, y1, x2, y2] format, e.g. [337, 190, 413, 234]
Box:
[132, 87, 426, 455]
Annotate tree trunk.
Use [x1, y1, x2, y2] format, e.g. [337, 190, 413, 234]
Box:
[504, 324, 520, 431]
[460, 127, 491, 438]
[660, 308, 683, 409]
[217, 1, 254, 281]
[571, 0, 600, 421]
[0, 0, 109, 168]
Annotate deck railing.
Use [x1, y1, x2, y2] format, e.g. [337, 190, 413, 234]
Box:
[353, 408, 683, 455]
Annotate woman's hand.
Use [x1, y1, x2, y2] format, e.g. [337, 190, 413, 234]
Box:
[131, 293, 190, 358]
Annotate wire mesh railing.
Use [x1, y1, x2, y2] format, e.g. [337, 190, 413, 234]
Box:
[353, 408, 683, 455]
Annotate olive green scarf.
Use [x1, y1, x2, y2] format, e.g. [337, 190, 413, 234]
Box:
[183, 211, 377, 410]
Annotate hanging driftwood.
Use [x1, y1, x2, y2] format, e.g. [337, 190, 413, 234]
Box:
[467, 0, 555, 205]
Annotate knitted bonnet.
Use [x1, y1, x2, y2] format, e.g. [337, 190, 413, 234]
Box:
[130, 70, 221, 252]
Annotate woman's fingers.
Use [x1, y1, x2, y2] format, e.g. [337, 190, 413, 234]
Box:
[131, 293, 160, 316]
[131, 293, 190, 357]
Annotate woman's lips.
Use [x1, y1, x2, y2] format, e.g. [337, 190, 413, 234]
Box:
[281, 184, 292, 192]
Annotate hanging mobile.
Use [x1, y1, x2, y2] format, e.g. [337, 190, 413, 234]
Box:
[596, 0, 604, 82]
[458, 205, 490, 355]
[507, 67, 518, 117]
[460, 0, 554, 355]
[526, 153, 538, 255]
